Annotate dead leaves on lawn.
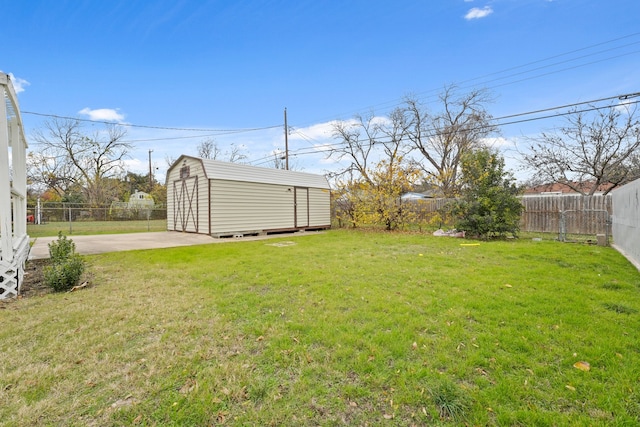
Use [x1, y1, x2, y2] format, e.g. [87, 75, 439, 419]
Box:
[573, 361, 591, 372]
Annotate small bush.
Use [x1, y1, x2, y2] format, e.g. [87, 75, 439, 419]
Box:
[44, 233, 85, 292]
[450, 148, 523, 239]
[43, 256, 85, 292]
[48, 232, 76, 263]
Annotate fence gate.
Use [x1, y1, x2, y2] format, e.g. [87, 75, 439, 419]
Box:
[172, 176, 198, 232]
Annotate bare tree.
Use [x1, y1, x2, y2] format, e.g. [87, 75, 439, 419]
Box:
[405, 86, 497, 197]
[165, 154, 178, 168]
[226, 143, 248, 163]
[31, 118, 130, 205]
[521, 104, 640, 195]
[267, 150, 286, 169]
[329, 108, 420, 230]
[197, 138, 247, 163]
[329, 109, 413, 184]
[197, 138, 221, 159]
[27, 145, 80, 197]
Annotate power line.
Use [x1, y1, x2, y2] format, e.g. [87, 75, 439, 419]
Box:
[247, 94, 640, 167]
[292, 32, 640, 128]
[21, 33, 640, 148]
[21, 110, 282, 133]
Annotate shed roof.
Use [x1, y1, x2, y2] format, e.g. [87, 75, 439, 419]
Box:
[170, 155, 331, 189]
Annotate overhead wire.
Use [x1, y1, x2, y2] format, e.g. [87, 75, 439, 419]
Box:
[20, 32, 640, 145]
[246, 94, 640, 167]
[21, 110, 282, 133]
[19, 32, 640, 170]
[292, 32, 640, 128]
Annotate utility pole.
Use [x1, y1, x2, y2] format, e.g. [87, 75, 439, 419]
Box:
[148, 149, 153, 192]
[284, 108, 289, 170]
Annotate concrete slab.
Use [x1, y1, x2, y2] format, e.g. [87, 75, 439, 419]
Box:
[29, 231, 321, 259]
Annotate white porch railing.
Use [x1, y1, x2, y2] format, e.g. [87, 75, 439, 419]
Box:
[0, 73, 30, 299]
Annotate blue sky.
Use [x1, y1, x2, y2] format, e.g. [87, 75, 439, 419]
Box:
[2, 0, 640, 183]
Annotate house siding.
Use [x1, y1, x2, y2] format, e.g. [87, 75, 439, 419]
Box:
[612, 179, 640, 268]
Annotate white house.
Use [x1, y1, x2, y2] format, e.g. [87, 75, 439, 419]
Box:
[1, 73, 29, 299]
[166, 155, 331, 237]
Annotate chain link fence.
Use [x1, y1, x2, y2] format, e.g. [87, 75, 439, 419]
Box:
[27, 202, 167, 224]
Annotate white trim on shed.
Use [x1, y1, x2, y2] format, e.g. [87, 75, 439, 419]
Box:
[166, 156, 331, 236]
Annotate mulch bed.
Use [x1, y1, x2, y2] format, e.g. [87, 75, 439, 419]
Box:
[19, 258, 53, 298]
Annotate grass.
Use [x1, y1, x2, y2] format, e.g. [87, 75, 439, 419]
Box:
[2, 229, 640, 425]
[27, 219, 167, 237]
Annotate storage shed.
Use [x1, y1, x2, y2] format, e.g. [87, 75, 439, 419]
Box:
[166, 155, 331, 237]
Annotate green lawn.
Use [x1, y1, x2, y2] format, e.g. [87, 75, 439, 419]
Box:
[2, 230, 640, 426]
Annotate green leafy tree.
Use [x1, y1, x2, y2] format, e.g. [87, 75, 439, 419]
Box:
[451, 148, 523, 238]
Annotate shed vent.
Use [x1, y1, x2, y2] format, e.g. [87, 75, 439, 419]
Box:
[180, 164, 190, 179]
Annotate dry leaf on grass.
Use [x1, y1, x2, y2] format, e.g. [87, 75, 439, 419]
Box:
[573, 361, 590, 371]
[179, 378, 198, 394]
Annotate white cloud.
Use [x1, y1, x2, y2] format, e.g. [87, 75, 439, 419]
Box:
[289, 121, 336, 141]
[482, 136, 511, 148]
[78, 107, 126, 122]
[122, 158, 146, 174]
[0, 71, 30, 93]
[465, 6, 493, 20]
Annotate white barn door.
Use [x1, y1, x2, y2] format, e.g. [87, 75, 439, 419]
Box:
[295, 187, 309, 228]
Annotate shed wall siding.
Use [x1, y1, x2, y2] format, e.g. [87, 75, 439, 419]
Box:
[308, 188, 331, 226]
[209, 180, 295, 233]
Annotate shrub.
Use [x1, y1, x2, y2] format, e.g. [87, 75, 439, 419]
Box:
[450, 148, 523, 238]
[48, 232, 76, 263]
[44, 232, 85, 292]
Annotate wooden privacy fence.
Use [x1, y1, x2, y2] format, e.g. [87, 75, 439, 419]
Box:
[330, 194, 613, 236]
[408, 195, 612, 237]
[520, 194, 612, 238]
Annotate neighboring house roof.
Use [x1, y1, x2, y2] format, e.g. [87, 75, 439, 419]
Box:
[524, 181, 615, 195]
[169, 155, 331, 190]
[401, 192, 434, 200]
[128, 191, 154, 206]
